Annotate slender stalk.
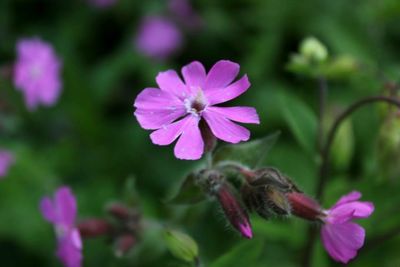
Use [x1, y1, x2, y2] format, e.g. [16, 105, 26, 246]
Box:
[301, 95, 400, 267]
[316, 95, 400, 200]
[317, 77, 328, 153]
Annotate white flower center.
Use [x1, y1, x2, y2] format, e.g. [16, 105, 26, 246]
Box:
[184, 88, 208, 116]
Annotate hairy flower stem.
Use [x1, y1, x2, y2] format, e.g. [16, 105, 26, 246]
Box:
[302, 95, 400, 267]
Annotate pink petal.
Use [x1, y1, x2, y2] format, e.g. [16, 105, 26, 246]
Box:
[174, 116, 203, 160]
[57, 229, 82, 267]
[40, 197, 56, 223]
[204, 60, 240, 89]
[321, 222, 365, 264]
[206, 106, 260, 124]
[182, 61, 206, 90]
[156, 70, 190, 99]
[203, 109, 250, 143]
[55, 187, 77, 226]
[134, 107, 185, 130]
[332, 191, 362, 209]
[204, 75, 250, 105]
[134, 88, 183, 110]
[330, 201, 374, 222]
[150, 115, 192, 145]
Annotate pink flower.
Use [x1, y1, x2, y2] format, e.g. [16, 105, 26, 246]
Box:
[40, 187, 82, 267]
[134, 16, 182, 60]
[321, 191, 374, 264]
[0, 150, 15, 178]
[87, 0, 117, 8]
[134, 60, 260, 160]
[14, 37, 62, 111]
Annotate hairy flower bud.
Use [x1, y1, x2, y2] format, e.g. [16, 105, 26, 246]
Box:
[241, 168, 299, 219]
[216, 183, 252, 239]
[287, 192, 323, 221]
[77, 218, 112, 238]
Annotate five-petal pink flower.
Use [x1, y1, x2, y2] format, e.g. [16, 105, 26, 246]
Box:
[14, 37, 62, 111]
[321, 191, 374, 264]
[0, 150, 15, 178]
[40, 187, 82, 267]
[134, 60, 260, 160]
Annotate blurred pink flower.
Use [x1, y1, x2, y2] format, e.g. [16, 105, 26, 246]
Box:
[40, 187, 82, 267]
[87, 0, 116, 8]
[0, 150, 15, 178]
[134, 16, 182, 60]
[168, 0, 203, 30]
[321, 191, 374, 264]
[134, 60, 259, 160]
[14, 37, 62, 111]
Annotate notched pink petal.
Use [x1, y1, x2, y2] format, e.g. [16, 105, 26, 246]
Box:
[182, 61, 206, 89]
[150, 115, 191, 145]
[173, 116, 204, 160]
[40, 197, 56, 223]
[330, 201, 374, 221]
[207, 106, 260, 124]
[205, 60, 240, 89]
[156, 70, 189, 99]
[321, 222, 365, 264]
[204, 75, 250, 105]
[134, 107, 185, 130]
[203, 110, 250, 143]
[55, 186, 77, 226]
[332, 191, 362, 209]
[134, 88, 182, 110]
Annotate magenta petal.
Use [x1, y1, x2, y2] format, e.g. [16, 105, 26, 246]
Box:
[204, 60, 240, 89]
[40, 197, 56, 223]
[174, 116, 203, 160]
[55, 187, 77, 226]
[207, 106, 260, 124]
[204, 75, 250, 105]
[182, 61, 206, 89]
[150, 115, 191, 145]
[203, 109, 250, 143]
[57, 229, 82, 267]
[156, 70, 190, 99]
[332, 191, 362, 208]
[330, 201, 374, 222]
[321, 222, 365, 264]
[134, 108, 185, 130]
[134, 88, 182, 110]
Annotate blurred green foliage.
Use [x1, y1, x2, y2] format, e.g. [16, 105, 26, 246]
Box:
[1, 0, 400, 266]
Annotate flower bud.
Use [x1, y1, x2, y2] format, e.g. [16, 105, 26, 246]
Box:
[114, 234, 136, 257]
[163, 229, 199, 263]
[287, 192, 323, 221]
[106, 203, 131, 220]
[77, 218, 112, 238]
[216, 183, 252, 239]
[300, 36, 328, 63]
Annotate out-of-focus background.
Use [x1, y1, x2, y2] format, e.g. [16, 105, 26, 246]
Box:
[1, 0, 400, 266]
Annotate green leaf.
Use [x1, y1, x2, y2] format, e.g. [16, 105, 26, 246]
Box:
[210, 239, 264, 267]
[167, 173, 206, 205]
[278, 91, 317, 154]
[212, 131, 281, 168]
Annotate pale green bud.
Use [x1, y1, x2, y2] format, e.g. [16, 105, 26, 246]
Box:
[300, 37, 328, 63]
[163, 229, 199, 262]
